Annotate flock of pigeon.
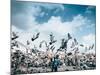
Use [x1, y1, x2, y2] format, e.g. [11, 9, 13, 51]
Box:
[11, 32, 96, 75]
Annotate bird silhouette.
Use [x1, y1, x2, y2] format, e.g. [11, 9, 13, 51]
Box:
[31, 32, 40, 41]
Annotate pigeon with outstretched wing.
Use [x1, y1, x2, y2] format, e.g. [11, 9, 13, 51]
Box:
[11, 41, 19, 48]
[74, 38, 78, 45]
[70, 42, 75, 48]
[27, 40, 30, 45]
[60, 39, 68, 49]
[31, 32, 40, 41]
[91, 44, 94, 49]
[12, 32, 19, 40]
[50, 45, 55, 52]
[89, 44, 94, 50]
[49, 33, 57, 45]
[68, 33, 72, 40]
[80, 44, 84, 47]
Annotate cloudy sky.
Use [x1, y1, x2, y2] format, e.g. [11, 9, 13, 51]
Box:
[11, 0, 96, 52]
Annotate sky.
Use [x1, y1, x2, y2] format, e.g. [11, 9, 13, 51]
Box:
[11, 0, 96, 53]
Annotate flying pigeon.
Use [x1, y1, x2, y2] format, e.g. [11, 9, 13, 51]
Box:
[68, 33, 72, 40]
[31, 32, 40, 41]
[12, 32, 19, 40]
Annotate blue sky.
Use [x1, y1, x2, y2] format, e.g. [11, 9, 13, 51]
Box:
[11, 0, 96, 52]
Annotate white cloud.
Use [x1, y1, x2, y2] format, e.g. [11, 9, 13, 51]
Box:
[12, 2, 65, 30]
[11, 2, 95, 53]
[12, 14, 91, 52]
[71, 14, 88, 27]
[82, 33, 95, 45]
[33, 3, 64, 10]
[39, 12, 45, 17]
[12, 5, 41, 30]
[85, 6, 95, 14]
[80, 34, 96, 53]
[37, 14, 88, 35]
